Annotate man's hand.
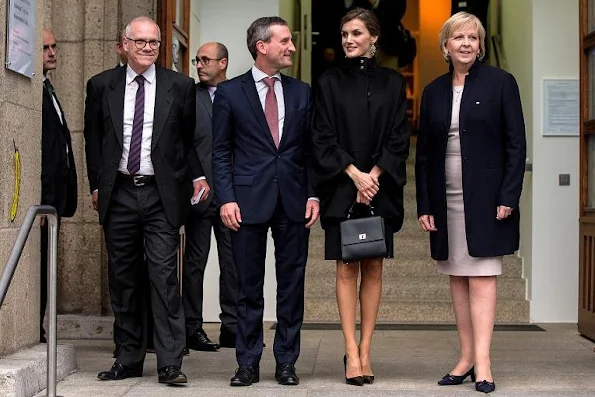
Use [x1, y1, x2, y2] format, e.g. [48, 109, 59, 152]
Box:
[496, 205, 513, 220]
[92, 190, 99, 211]
[305, 199, 320, 228]
[192, 179, 210, 203]
[220, 202, 242, 231]
[418, 215, 437, 232]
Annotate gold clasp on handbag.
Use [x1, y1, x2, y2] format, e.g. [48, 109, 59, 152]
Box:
[359, 233, 367, 240]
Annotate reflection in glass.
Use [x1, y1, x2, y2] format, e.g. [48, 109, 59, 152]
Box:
[590, 0, 595, 33]
[589, 48, 595, 119]
[172, 36, 181, 72]
[176, 0, 184, 27]
[588, 136, 595, 209]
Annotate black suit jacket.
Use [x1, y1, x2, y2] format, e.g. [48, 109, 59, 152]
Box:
[42, 82, 77, 217]
[415, 61, 526, 259]
[84, 65, 203, 228]
[191, 83, 215, 215]
[212, 70, 315, 224]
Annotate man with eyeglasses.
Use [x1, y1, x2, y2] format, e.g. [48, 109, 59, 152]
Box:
[84, 16, 209, 385]
[183, 42, 238, 353]
[40, 27, 78, 344]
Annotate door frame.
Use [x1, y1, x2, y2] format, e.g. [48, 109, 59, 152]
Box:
[579, 0, 595, 341]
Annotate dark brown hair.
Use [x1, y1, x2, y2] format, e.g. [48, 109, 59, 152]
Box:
[340, 7, 380, 37]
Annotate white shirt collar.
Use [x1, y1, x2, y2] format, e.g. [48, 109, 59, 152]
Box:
[251, 65, 281, 84]
[126, 63, 156, 85]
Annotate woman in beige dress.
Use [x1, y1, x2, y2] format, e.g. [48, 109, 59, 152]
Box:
[415, 12, 526, 393]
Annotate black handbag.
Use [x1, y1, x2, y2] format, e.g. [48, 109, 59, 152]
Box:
[340, 203, 387, 262]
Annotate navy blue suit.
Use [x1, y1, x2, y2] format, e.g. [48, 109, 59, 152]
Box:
[416, 61, 526, 260]
[212, 70, 314, 366]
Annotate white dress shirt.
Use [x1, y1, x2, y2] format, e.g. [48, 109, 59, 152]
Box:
[251, 66, 285, 142]
[118, 64, 157, 175]
[207, 85, 217, 103]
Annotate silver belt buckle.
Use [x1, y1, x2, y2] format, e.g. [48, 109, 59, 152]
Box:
[133, 175, 146, 187]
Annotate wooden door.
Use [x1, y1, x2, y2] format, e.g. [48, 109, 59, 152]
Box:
[157, 0, 190, 75]
[579, 0, 595, 341]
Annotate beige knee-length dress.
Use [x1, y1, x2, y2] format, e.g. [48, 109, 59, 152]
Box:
[436, 86, 502, 276]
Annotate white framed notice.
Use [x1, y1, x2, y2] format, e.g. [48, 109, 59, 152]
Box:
[543, 79, 579, 136]
[5, 0, 37, 78]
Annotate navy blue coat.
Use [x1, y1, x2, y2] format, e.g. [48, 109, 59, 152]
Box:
[212, 71, 315, 224]
[415, 61, 526, 260]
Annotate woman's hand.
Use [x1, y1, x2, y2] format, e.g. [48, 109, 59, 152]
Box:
[345, 165, 379, 200]
[496, 205, 513, 220]
[356, 191, 371, 205]
[418, 215, 437, 232]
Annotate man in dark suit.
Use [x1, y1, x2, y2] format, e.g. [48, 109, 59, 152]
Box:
[183, 41, 237, 352]
[212, 16, 319, 387]
[40, 28, 77, 343]
[84, 16, 209, 385]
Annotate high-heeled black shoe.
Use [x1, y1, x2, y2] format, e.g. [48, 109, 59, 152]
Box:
[437, 366, 475, 386]
[363, 375, 375, 384]
[475, 380, 496, 393]
[343, 355, 364, 386]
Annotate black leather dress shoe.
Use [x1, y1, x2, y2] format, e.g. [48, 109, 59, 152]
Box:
[187, 329, 220, 351]
[97, 362, 143, 380]
[275, 363, 299, 385]
[219, 328, 236, 348]
[158, 366, 187, 384]
[230, 365, 259, 386]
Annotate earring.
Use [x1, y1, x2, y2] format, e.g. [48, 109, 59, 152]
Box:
[370, 43, 377, 57]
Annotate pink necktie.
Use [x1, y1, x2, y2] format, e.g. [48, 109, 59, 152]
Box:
[263, 77, 280, 148]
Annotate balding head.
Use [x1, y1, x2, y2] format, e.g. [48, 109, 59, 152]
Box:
[195, 42, 228, 87]
[42, 28, 57, 75]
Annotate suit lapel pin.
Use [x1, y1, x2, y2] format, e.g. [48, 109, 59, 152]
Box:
[475, 101, 480, 105]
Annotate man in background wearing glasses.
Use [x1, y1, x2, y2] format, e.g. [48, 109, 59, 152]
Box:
[84, 16, 209, 385]
[183, 42, 238, 353]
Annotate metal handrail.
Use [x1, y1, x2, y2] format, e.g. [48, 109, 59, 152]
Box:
[0, 205, 62, 397]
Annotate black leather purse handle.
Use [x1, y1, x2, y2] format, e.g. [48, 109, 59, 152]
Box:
[346, 201, 375, 219]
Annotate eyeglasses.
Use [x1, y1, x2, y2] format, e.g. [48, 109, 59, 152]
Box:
[126, 37, 161, 50]
[192, 56, 223, 66]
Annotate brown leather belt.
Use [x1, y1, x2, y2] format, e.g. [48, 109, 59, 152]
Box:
[117, 172, 155, 187]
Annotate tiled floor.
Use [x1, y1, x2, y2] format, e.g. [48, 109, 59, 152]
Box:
[37, 323, 595, 396]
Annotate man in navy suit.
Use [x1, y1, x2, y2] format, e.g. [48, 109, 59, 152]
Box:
[212, 16, 319, 387]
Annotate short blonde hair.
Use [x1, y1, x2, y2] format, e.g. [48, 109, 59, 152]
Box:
[438, 11, 486, 62]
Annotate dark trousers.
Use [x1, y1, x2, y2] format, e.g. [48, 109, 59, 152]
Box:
[183, 205, 237, 336]
[231, 199, 309, 366]
[40, 218, 61, 338]
[113, 242, 154, 353]
[103, 178, 185, 369]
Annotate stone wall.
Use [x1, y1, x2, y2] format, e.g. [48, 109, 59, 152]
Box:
[0, 0, 155, 357]
[0, 0, 46, 357]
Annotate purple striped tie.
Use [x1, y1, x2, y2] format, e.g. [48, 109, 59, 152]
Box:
[127, 75, 145, 175]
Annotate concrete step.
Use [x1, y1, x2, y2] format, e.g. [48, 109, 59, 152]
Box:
[304, 297, 530, 323]
[305, 256, 523, 279]
[305, 275, 526, 300]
